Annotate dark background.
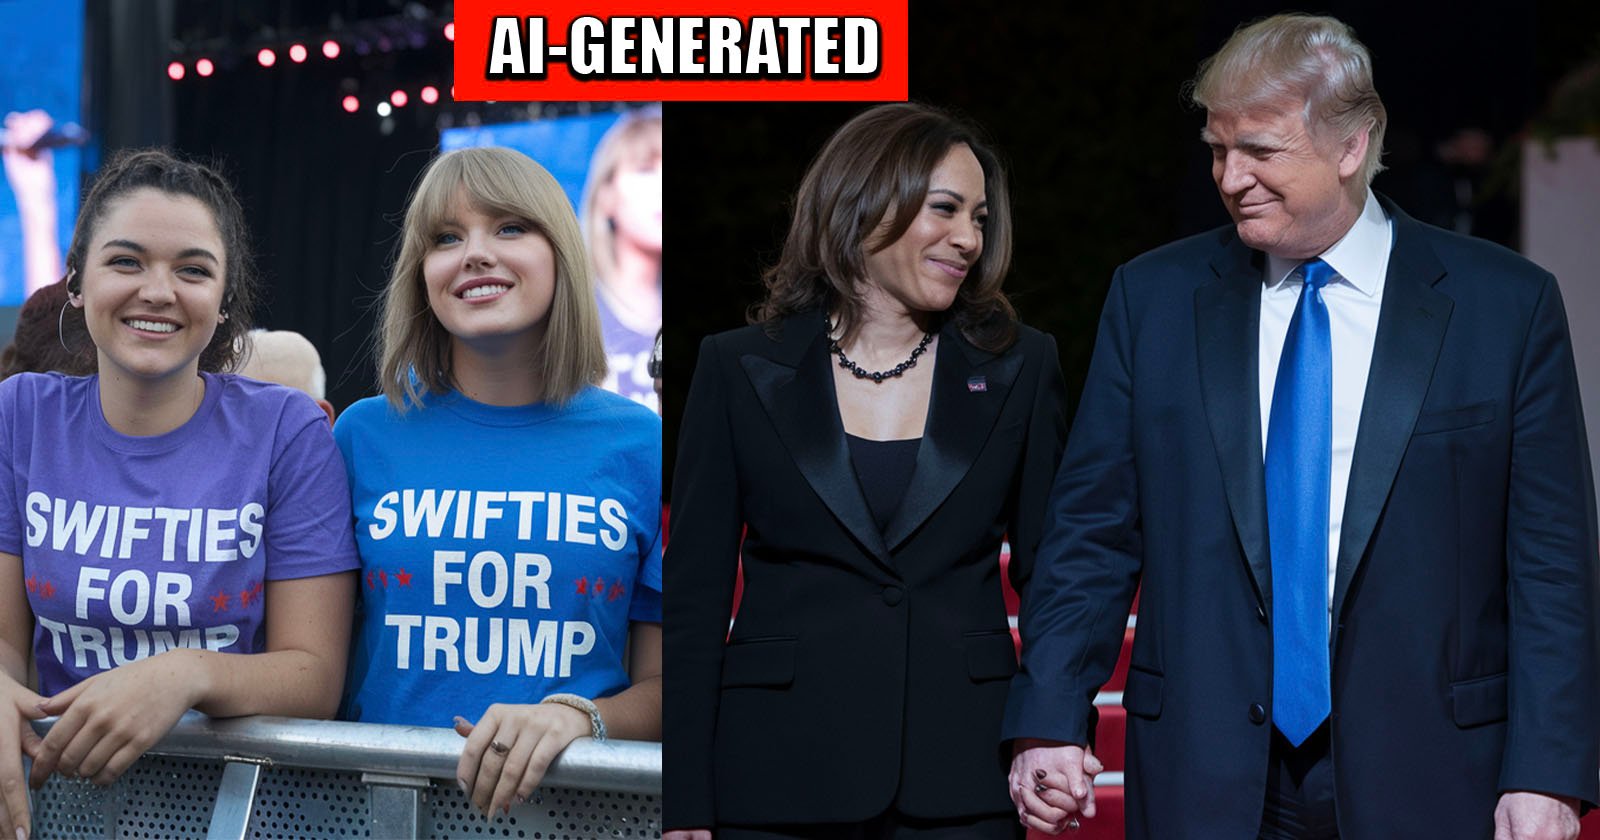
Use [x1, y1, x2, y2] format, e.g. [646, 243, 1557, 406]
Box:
[663, 0, 1600, 493]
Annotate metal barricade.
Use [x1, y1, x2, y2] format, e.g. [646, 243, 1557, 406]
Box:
[27, 713, 662, 839]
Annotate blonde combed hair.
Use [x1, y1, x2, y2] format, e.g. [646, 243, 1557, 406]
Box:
[379, 146, 606, 410]
[1191, 13, 1388, 185]
[579, 107, 663, 289]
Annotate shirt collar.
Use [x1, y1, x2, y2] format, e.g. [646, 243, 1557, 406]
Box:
[1265, 189, 1391, 297]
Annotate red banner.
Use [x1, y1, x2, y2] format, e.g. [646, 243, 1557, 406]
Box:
[453, 0, 908, 102]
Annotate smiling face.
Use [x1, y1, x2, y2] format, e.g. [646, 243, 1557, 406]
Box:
[604, 152, 662, 254]
[75, 188, 227, 385]
[421, 189, 558, 355]
[1203, 99, 1367, 259]
[860, 143, 987, 316]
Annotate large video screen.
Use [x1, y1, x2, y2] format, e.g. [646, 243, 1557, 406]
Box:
[0, 0, 87, 307]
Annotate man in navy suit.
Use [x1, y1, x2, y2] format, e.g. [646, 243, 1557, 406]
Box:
[1003, 13, 1599, 840]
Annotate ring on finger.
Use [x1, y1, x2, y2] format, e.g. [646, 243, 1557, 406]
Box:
[489, 740, 510, 756]
[1034, 782, 1047, 794]
[1068, 817, 1081, 831]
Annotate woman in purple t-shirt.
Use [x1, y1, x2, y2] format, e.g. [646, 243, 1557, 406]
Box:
[0, 149, 359, 840]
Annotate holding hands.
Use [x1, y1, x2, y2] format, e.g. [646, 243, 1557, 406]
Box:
[1010, 739, 1104, 835]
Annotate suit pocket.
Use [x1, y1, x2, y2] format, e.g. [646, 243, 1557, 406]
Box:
[964, 630, 1019, 681]
[1122, 666, 1164, 719]
[721, 636, 797, 688]
[1450, 672, 1508, 727]
[1413, 400, 1495, 435]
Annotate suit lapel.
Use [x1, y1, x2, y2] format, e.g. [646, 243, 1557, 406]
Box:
[1333, 203, 1452, 623]
[1195, 234, 1274, 613]
[883, 323, 1022, 552]
[741, 315, 894, 567]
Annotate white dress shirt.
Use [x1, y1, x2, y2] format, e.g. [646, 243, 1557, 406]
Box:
[1259, 190, 1392, 619]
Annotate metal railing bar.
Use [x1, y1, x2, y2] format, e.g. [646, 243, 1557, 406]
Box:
[30, 712, 662, 795]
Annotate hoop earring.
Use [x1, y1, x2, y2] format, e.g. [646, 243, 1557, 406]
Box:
[57, 300, 74, 353]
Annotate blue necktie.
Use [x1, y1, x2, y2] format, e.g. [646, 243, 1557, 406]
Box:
[1266, 258, 1334, 747]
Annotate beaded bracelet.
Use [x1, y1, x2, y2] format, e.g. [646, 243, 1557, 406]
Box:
[540, 693, 607, 741]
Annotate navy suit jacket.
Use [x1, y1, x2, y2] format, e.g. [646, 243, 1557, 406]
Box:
[1003, 198, 1600, 839]
[666, 314, 1067, 829]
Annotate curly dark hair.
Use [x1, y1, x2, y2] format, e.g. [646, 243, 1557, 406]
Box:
[752, 103, 1017, 352]
[62, 148, 257, 372]
[0, 279, 94, 378]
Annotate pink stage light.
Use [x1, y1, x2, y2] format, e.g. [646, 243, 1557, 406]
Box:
[444, 22, 455, 41]
[342, 95, 360, 114]
[390, 89, 408, 107]
[420, 85, 439, 104]
[257, 48, 277, 67]
[322, 40, 341, 59]
[289, 44, 308, 63]
[195, 58, 214, 76]
[167, 61, 185, 81]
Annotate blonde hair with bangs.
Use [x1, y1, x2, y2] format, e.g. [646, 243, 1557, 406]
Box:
[1190, 13, 1388, 185]
[379, 146, 607, 409]
[579, 107, 662, 289]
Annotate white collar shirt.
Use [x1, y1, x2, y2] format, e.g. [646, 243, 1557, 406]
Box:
[1258, 189, 1393, 621]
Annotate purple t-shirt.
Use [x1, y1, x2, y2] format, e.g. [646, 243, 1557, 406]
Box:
[0, 372, 360, 694]
[596, 291, 660, 414]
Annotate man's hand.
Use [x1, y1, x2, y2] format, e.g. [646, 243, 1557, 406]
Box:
[1009, 739, 1104, 835]
[1494, 791, 1580, 840]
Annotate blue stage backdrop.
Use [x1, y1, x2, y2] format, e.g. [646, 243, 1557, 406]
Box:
[0, 0, 87, 308]
[440, 111, 623, 211]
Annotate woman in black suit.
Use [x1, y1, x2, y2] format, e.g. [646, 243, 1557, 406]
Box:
[665, 103, 1074, 839]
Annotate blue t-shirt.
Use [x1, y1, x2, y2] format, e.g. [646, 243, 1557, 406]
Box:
[0, 372, 360, 694]
[334, 386, 662, 725]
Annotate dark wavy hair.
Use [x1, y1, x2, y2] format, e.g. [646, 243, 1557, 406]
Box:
[0, 279, 94, 378]
[62, 148, 257, 372]
[752, 103, 1017, 352]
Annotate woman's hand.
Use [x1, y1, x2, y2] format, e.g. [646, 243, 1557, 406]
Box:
[29, 651, 205, 788]
[453, 702, 592, 816]
[0, 677, 45, 840]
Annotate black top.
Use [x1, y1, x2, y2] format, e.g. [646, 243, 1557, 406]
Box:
[847, 434, 922, 532]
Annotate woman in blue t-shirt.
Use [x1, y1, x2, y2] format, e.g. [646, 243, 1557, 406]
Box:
[0, 149, 360, 840]
[336, 145, 662, 817]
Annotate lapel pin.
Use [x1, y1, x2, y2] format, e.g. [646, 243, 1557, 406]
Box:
[967, 376, 987, 393]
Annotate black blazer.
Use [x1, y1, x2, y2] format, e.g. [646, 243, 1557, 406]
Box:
[1003, 198, 1600, 839]
[665, 312, 1067, 829]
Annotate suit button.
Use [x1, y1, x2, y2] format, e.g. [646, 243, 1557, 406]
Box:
[881, 586, 904, 606]
[1248, 703, 1266, 724]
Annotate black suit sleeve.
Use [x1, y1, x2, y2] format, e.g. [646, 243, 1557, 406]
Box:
[1003, 269, 1144, 745]
[1500, 273, 1600, 806]
[663, 334, 745, 831]
[1006, 333, 1069, 598]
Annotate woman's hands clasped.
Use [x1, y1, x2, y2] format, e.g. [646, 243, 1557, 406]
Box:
[454, 702, 593, 816]
[28, 652, 203, 788]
